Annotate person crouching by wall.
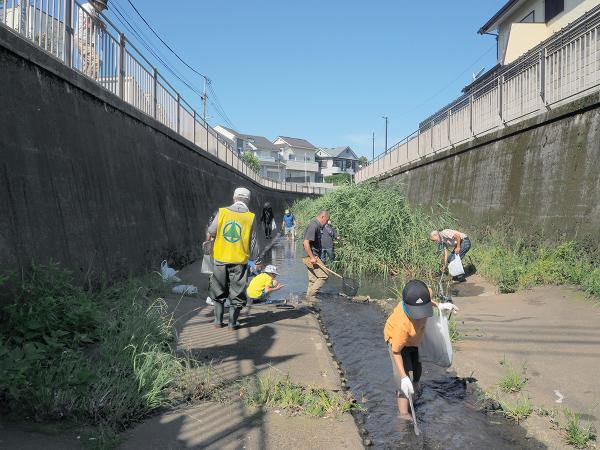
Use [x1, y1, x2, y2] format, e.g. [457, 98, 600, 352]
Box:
[207, 187, 262, 330]
[384, 280, 457, 418]
[246, 265, 284, 304]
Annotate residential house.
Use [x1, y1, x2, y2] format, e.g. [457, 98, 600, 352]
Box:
[239, 134, 286, 181]
[214, 125, 240, 152]
[316, 146, 358, 181]
[479, 0, 600, 65]
[273, 136, 320, 183]
[214, 126, 286, 181]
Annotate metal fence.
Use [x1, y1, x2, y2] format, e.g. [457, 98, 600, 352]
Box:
[356, 5, 600, 183]
[0, 0, 330, 195]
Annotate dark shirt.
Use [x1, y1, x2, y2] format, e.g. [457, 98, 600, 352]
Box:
[261, 207, 274, 224]
[321, 224, 337, 249]
[304, 219, 323, 255]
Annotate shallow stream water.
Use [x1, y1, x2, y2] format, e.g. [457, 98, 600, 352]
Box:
[264, 240, 544, 449]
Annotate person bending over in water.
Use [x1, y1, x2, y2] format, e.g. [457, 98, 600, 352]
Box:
[384, 279, 458, 418]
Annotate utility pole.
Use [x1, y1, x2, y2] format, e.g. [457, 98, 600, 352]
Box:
[382, 116, 388, 153]
[372, 132, 375, 160]
[201, 76, 208, 122]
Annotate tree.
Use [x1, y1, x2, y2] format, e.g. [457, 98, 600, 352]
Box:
[325, 173, 352, 185]
[242, 151, 261, 174]
[358, 156, 369, 168]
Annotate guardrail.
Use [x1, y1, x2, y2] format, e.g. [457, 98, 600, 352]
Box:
[0, 0, 330, 195]
[356, 5, 600, 183]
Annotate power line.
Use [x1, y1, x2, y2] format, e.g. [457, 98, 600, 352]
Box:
[110, 1, 236, 127]
[394, 43, 496, 119]
[122, 0, 237, 128]
[125, 0, 208, 80]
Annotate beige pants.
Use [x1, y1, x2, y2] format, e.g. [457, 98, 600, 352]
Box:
[303, 257, 329, 298]
[77, 41, 100, 78]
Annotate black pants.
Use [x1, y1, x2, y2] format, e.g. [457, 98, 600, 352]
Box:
[264, 223, 272, 238]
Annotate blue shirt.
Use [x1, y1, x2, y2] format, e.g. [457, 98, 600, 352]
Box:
[283, 214, 295, 227]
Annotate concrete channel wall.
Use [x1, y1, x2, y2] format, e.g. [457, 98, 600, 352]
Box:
[0, 27, 308, 281]
[379, 92, 600, 240]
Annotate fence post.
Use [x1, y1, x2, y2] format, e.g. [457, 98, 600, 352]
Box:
[153, 68, 158, 119]
[193, 111, 196, 144]
[64, 0, 74, 67]
[176, 93, 181, 134]
[447, 110, 451, 145]
[539, 49, 547, 107]
[118, 33, 125, 99]
[469, 94, 474, 136]
[498, 76, 503, 125]
[430, 120, 434, 153]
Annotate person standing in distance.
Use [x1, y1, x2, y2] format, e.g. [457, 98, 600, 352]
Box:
[302, 211, 330, 302]
[207, 188, 262, 329]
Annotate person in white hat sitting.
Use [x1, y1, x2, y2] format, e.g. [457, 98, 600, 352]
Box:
[246, 265, 284, 304]
[207, 188, 262, 329]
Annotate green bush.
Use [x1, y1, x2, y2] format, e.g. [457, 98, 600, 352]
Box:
[324, 173, 352, 185]
[293, 182, 454, 284]
[0, 263, 201, 434]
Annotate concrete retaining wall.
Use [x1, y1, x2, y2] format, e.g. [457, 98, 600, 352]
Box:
[380, 92, 600, 240]
[0, 27, 307, 281]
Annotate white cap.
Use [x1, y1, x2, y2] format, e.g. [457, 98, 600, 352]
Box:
[264, 265, 280, 275]
[233, 187, 251, 200]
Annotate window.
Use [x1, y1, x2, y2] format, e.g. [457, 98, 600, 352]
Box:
[288, 154, 296, 161]
[545, 0, 564, 22]
[520, 10, 535, 23]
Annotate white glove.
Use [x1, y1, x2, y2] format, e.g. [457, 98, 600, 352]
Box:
[438, 302, 459, 313]
[400, 376, 414, 397]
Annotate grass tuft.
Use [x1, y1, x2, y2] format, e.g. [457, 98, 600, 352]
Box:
[498, 362, 528, 393]
[500, 396, 532, 423]
[238, 371, 362, 418]
[563, 409, 597, 449]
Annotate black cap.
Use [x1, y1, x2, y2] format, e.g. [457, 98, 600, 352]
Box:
[402, 280, 433, 319]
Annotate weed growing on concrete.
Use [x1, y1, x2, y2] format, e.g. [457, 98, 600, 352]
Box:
[498, 362, 528, 393]
[500, 396, 533, 423]
[0, 263, 209, 443]
[563, 409, 597, 449]
[239, 372, 362, 418]
[448, 317, 461, 343]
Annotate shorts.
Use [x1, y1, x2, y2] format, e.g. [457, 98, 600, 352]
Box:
[388, 343, 422, 392]
[284, 226, 295, 234]
[249, 289, 267, 304]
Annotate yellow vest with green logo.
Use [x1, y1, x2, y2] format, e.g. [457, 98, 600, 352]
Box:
[213, 207, 255, 264]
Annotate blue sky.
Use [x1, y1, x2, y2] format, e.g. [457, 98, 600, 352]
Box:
[105, 0, 506, 157]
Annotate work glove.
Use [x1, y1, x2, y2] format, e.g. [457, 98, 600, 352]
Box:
[400, 376, 414, 397]
[438, 302, 459, 313]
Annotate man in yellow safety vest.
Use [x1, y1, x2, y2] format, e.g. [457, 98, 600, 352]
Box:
[207, 187, 262, 329]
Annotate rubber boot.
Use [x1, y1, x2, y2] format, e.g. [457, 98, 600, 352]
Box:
[229, 306, 241, 329]
[214, 300, 224, 327]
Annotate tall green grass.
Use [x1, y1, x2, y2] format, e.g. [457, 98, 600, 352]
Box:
[0, 263, 213, 444]
[293, 182, 454, 284]
[471, 230, 600, 295]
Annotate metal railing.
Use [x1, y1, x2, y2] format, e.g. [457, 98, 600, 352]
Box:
[356, 5, 600, 183]
[0, 0, 331, 195]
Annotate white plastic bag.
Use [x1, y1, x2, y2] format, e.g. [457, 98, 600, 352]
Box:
[448, 255, 465, 277]
[160, 260, 182, 282]
[418, 310, 453, 367]
[201, 255, 214, 274]
[271, 219, 276, 231]
[172, 284, 198, 295]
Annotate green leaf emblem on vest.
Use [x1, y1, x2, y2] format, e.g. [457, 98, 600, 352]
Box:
[223, 220, 242, 243]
